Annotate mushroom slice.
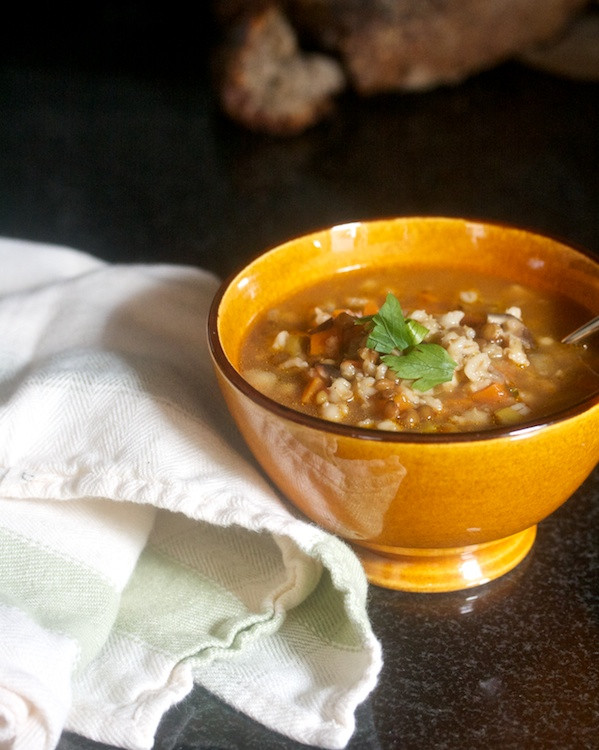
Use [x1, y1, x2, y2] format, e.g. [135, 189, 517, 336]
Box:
[486, 313, 535, 347]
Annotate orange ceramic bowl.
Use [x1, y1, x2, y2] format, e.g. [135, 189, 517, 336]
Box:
[207, 217, 599, 592]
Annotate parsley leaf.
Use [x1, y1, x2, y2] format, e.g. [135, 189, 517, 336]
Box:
[357, 293, 457, 390]
[366, 293, 427, 352]
[382, 344, 457, 391]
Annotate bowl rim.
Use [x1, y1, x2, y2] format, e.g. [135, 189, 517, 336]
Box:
[207, 216, 599, 444]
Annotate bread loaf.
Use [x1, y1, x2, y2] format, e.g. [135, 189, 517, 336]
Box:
[212, 0, 592, 135]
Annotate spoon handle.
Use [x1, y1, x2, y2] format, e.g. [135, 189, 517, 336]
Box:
[561, 315, 599, 345]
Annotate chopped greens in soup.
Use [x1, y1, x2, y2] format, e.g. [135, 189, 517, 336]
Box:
[240, 269, 599, 433]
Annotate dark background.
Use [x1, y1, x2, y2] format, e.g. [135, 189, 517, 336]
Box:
[1, 4, 598, 749]
[2, 4, 598, 276]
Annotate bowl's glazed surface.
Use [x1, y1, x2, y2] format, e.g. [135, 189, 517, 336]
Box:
[208, 217, 599, 592]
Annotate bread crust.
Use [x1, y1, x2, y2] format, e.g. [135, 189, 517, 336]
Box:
[214, 4, 345, 135]
[212, 0, 592, 134]
[288, 0, 589, 93]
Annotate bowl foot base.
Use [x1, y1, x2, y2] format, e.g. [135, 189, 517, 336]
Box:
[354, 526, 537, 593]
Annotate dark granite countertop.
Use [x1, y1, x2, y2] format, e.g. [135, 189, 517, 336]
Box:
[1, 8, 598, 749]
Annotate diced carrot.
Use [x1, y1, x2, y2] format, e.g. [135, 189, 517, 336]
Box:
[301, 374, 325, 404]
[308, 329, 339, 356]
[470, 382, 512, 404]
[441, 395, 481, 413]
[362, 300, 379, 316]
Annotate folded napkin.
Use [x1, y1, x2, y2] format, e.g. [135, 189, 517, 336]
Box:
[0, 238, 382, 750]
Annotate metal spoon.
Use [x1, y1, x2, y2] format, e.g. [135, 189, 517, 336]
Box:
[561, 315, 599, 345]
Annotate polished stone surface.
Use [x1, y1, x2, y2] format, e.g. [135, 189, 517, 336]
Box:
[1, 8, 597, 749]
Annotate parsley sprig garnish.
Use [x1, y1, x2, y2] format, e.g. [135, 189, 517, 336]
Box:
[358, 293, 457, 391]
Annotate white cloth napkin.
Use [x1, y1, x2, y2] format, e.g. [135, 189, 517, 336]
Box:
[0, 238, 382, 750]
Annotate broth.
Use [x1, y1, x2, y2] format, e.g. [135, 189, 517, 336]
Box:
[239, 268, 599, 433]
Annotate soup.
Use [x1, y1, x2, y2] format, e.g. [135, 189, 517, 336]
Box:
[239, 268, 599, 433]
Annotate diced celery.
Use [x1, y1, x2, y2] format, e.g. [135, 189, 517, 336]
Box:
[494, 402, 531, 425]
